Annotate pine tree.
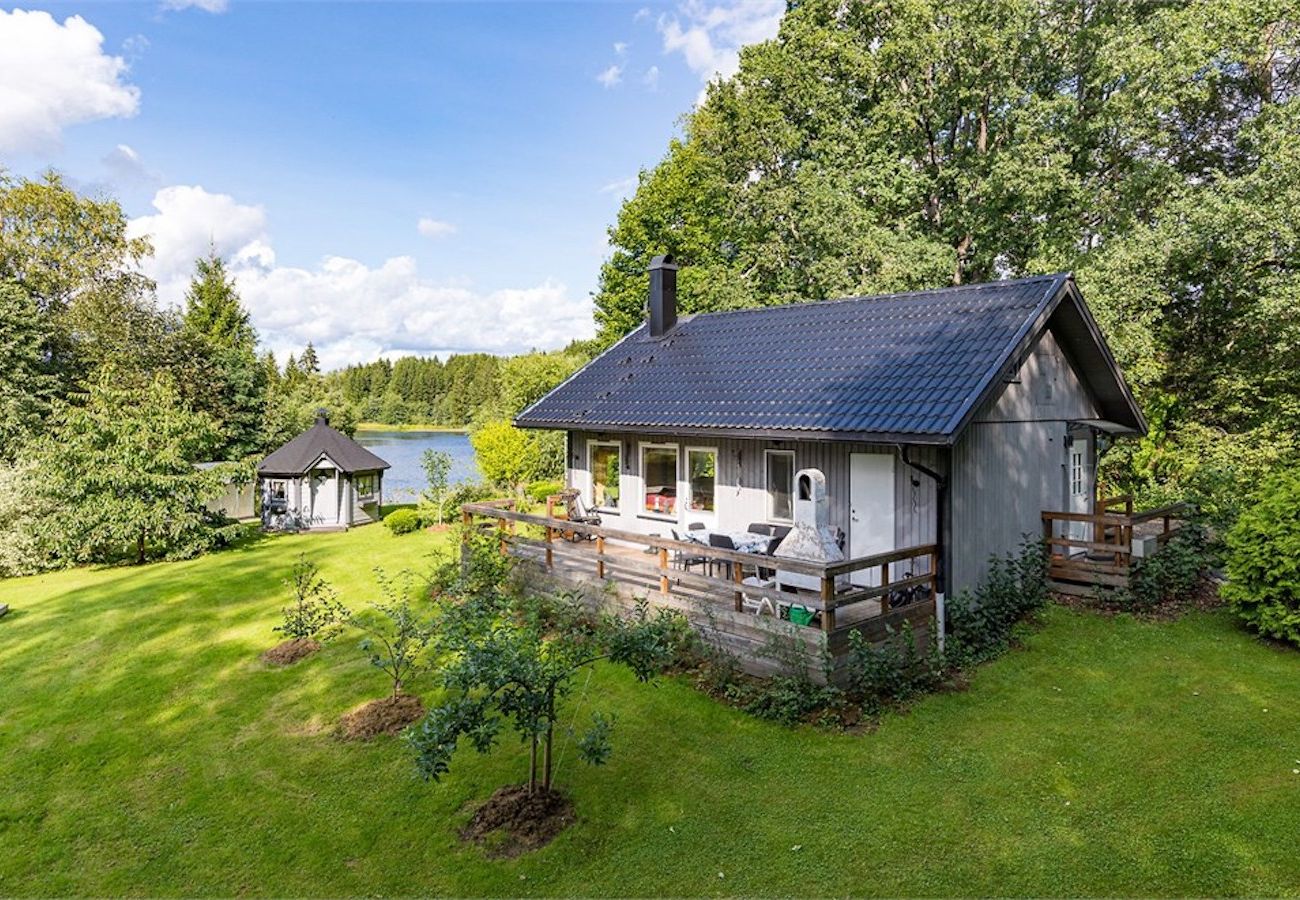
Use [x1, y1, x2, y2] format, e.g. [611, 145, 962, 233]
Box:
[183, 250, 256, 352]
[299, 343, 320, 376]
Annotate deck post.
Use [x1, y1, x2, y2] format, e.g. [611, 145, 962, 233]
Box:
[497, 517, 507, 556]
[820, 575, 835, 633]
[733, 561, 743, 612]
[596, 536, 605, 579]
[460, 508, 472, 569]
[658, 546, 669, 595]
[544, 525, 553, 569]
[880, 562, 891, 615]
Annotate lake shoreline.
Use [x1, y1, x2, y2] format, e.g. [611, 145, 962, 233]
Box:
[355, 422, 468, 434]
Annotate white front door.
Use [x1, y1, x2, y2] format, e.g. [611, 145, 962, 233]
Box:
[1067, 438, 1090, 546]
[850, 453, 895, 587]
[309, 470, 338, 526]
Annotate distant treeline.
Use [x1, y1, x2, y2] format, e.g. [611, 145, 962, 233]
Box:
[325, 340, 598, 427]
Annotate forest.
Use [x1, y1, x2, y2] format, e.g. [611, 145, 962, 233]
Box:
[596, 0, 1299, 525]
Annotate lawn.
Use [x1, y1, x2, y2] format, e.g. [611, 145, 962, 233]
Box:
[1, 524, 1298, 897]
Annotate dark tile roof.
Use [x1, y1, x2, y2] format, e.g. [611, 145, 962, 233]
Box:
[258, 417, 390, 476]
[517, 274, 1132, 442]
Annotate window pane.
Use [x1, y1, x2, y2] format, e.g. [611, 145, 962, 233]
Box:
[591, 444, 621, 509]
[642, 447, 678, 515]
[687, 449, 716, 513]
[767, 453, 794, 521]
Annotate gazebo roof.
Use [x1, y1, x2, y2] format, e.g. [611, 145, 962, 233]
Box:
[258, 413, 390, 476]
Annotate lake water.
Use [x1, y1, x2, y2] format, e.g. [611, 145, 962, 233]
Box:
[354, 429, 479, 502]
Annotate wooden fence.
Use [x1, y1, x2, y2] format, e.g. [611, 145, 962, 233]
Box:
[1041, 496, 1189, 593]
[460, 500, 940, 682]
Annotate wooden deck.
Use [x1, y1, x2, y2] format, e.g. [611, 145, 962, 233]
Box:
[461, 501, 940, 683]
[1041, 496, 1189, 595]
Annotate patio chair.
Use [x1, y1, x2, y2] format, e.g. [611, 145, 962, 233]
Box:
[671, 528, 709, 573]
[746, 522, 774, 536]
[707, 532, 735, 578]
[558, 489, 600, 540]
[758, 535, 783, 580]
[741, 575, 776, 616]
[771, 524, 792, 542]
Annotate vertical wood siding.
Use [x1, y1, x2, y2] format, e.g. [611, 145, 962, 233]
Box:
[949, 324, 1100, 592]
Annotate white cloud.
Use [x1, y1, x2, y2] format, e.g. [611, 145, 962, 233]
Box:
[161, 0, 229, 12]
[128, 185, 270, 294]
[416, 217, 457, 239]
[657, 0, 783, 85]
[642, 65, 660, 89]
[127, 185, 594, 369]
[596, 64, 623, 88]
[613, 41, 629, 56]
[599, 176, 638, 197]
[0, 9, 141, 155]
[102, 143, 160, 188]
[634, 7, 651, 22]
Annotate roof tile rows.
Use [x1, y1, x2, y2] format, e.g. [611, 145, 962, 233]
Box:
[516, 274, 1070, 440]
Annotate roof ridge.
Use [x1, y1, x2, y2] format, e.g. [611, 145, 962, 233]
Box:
[675, 272, 1071, 324]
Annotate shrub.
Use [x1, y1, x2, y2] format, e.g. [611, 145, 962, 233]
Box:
[945, 537, 1049, 666]
[845, 620, 944, 715]
[383, 507, 421, 535]
[445, 481, 500, 513]
[349, 568, 435, 700]
[1221, 472, 1300, 647]
[274, 554, 349, 641]
[1123, 522, 1210, 611]
[526, 480, 564, 504]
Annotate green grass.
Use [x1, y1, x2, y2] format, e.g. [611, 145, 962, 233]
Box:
[1, 526, 1298, 897]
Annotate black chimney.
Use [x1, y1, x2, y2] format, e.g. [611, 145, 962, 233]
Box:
[647, 254, 678, 337]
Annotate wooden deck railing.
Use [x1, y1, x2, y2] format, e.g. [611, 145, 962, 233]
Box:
[461, 501, 938, 636]
[1041, 499, 1189, 590]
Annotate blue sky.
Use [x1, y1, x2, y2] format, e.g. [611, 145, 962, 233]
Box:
[0, 0, 783, 367]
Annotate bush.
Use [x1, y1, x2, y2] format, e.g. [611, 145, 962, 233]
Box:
[1123, 522, 1210, 611]
[275, 554, 349, 641]
[445, 481, 500, 512]
[383, 507, 421, 535]
[945, 537, 1049, 666]
[526, 480, 564, 503]
[1221, 472, 1300, 647]
[845, 620, 944, 715]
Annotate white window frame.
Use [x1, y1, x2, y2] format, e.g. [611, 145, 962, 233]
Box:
[684, 445, 719, 518]
[765, 449, 796, 523]
[638, 442, 680, 520]
[355, 473, 378, 497]
[587, 440, 622, 513]
[1070, 449, 1085, 497]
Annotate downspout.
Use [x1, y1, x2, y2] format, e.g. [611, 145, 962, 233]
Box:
[898, 445, 949, 651]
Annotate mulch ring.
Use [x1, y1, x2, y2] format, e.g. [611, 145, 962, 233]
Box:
[261, 638, 321, 666]
[460, 784, 575, 858]
[338, 693, 425, 741]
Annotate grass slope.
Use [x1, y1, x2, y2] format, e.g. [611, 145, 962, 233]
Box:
[1, 525, 1298, 897]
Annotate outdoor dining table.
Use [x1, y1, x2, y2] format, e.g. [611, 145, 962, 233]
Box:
[684, 529, 774, 555]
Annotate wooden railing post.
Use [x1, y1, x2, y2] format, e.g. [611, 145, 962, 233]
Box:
[544, 525, 553, 569]
[880, 562, 891, 615]
[658, 546, 669, 595]
[733, 561, 743, 612]
[596, 536, 605, 579]
[820, 575, 836, 633]
[497, 517, 507, 556]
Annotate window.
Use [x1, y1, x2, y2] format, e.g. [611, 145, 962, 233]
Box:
[686, 448, 716, 514]
[1070, 450, 1085, 497]
[355, 473, 378, 497]
[589, 441, 621, 511]
[765, 450, 795, 522]
[640, 444, 678, 517]
[269, 480, 286, 501]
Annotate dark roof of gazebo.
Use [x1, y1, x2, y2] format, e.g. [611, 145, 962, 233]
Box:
[258, 413, 390, 476]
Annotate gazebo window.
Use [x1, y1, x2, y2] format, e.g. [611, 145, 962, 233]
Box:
[355, 473, 378, 496]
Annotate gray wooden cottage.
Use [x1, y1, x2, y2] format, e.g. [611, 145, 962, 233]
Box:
[515, 259, 1146, 597]
[257, 413, 389, 531]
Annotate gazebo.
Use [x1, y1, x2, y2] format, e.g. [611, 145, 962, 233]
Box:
[257, 412, 390, 531]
